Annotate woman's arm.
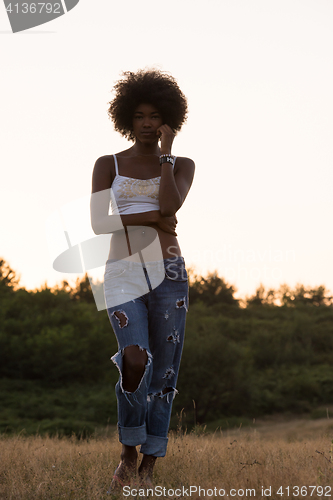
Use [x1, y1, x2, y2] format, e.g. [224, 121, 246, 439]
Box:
[90, 156, 177, 235]
[159, 157, 195, 216]
[157, 124, 195, 216]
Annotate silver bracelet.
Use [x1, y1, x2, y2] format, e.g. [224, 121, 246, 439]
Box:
[159, 154, 174, 166]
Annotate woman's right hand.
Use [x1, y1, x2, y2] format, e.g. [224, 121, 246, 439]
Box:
[156, 213, 178, 235]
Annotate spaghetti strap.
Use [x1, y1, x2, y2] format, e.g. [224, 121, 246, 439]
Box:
[113, 154, 119, 175]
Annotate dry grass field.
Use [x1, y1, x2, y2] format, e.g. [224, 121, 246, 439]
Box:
[1, 416, 333, 499]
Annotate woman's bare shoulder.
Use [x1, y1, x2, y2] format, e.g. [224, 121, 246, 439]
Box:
[174, 156, 195, 173]
[92, 155, 115, 192]
[93, 155, 115, 170]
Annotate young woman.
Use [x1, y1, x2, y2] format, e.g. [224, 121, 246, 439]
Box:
[90, 69, 195, 491]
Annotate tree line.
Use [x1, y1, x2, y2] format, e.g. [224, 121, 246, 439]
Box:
[1, 258, 333, 434]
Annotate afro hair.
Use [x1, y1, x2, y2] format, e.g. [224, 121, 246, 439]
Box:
[108, 68, 188, 142]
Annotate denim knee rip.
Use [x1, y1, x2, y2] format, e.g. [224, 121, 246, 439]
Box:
[111, 345, 153, 407]
[111, 348, 179, 406]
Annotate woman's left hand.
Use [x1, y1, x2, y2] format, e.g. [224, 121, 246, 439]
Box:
[157, 124, 175, 155]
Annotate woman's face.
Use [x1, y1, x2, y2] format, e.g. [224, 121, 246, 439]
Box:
[132, 103, 163, 143]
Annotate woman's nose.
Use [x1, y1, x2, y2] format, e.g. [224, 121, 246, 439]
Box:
[143, 117, 152, 127]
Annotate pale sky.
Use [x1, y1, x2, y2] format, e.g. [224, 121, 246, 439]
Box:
[1, 0, 333, 303]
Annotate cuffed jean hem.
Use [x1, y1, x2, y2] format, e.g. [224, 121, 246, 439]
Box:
[118, 424, 147, 447]
[139, 435, 168, 457]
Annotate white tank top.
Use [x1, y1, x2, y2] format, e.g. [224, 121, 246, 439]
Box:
[110, 154, 177, 215]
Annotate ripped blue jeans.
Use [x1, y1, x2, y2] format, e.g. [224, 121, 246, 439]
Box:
[104, 256, 188, 457]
